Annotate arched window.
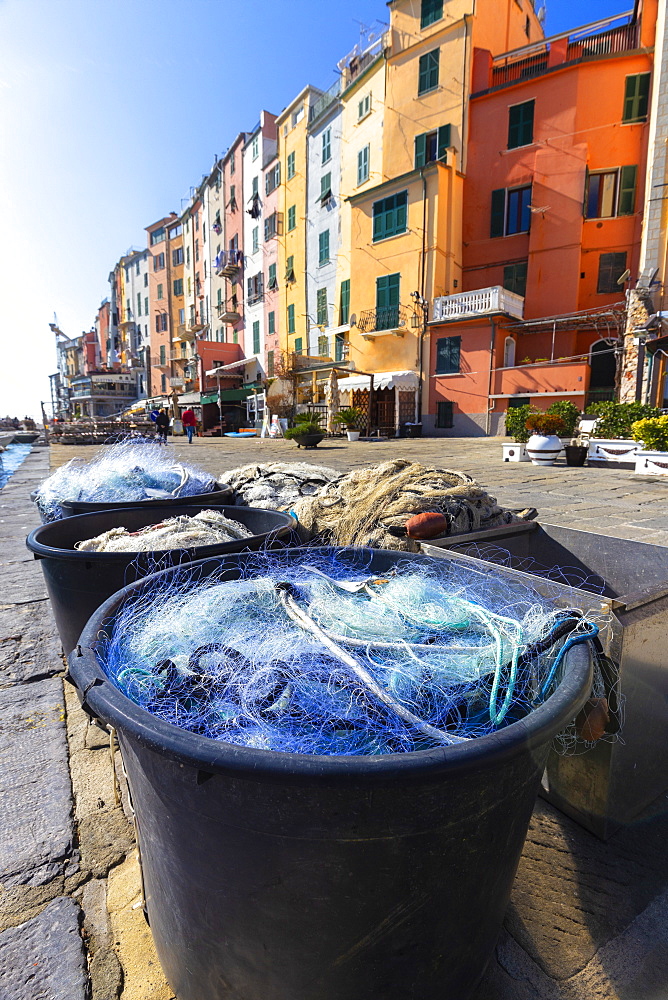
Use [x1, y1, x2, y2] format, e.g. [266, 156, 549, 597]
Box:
[503, 336, 516, 369]
[589, 338, 616, 389]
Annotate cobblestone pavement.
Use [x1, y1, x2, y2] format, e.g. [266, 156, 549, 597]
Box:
[1, 439, 666, 999]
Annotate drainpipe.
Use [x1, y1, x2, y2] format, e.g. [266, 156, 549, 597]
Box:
[486, 317, 496, 437]
[417, 168, 428, 423]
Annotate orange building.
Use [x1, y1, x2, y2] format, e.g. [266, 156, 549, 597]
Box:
[427, 4, 656, 435]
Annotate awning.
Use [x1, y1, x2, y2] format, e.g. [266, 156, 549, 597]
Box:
[220, 388, 255, 402]
[177, 392, 201, 404]
[336, 370, 419, 392]
[200, 392, 219, 405]
[206, 358, 253, 376]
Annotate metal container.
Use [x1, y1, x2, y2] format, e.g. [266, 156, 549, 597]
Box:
[422, 523, 668, 840]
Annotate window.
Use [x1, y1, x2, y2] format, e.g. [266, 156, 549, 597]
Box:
[318, 335, 328, 356]
[358, 93, 371, 119]
[287, 303, 295, 333]
[292, 105, 304, 127]
[247, 273, 264, 303]
[230, 153, 235, 174]
[335, 333, 346, 362]
[268, 311, 275, 335]
[179, 308, 185, 324]
[233, 328, 238, 344]
[623, 73, 650, 123]
[316, 288, 328, 326]
[319, 230, 330, 264]
[503, 261, 528, 297]
[173, 278, 183, 296]
[150, 227, 165, 245]
[217, 287, 222, 306]
[322, 128, 331, 164]
[414, 124, 450, 168]
[490, 185, 532, 237]
[157, 283, 163, 300]
[154, 252, 165, 270]
[294, 336, 303, 354]
[508, 100, 534, 149]
[144, 296, 149, 315]
[137, 292, 142, 317]
[357, 145, 370, 185]
[287, 205, 296, 231]
[268, 263, 278, 290]
[373, 191, 408, 241]
[435, 336, 461, 374]
[286, 255, 296, 282]
[159, 345, 166, 365]
[253, 321, 260, 354]
[421, 0, 443, 28]
[265, 162, 280, 195]
[135, 260, 140, 275]
[287, 151, 296, 179]
[144, 273, 148, 287]
[187, 277, 192, 295]
[252, 227, 259, 253]
[585, 166, 637, 218]
[195, 239, 199, 262]
[229, 185, 237, 211]
[186, 246, 190, 266]
[252, 176, 258, 197]
[169, 223, 182, 238]
[172, 247, 183, 266]
[436, 401, 454, 428]
[340, 279, 350, 325]
[161, 374, 166, 392]
[320, 172, 332, 203]
[503, 336, 516, 368]
[376, 273, 400, 329]
[264, 212, 282, 241]
[251, 135, 259, 160]
[597, 252, 627, 294]
[418, 49, 439, 95]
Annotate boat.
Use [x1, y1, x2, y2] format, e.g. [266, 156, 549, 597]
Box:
[0, 433, 16, 450]
[12, 432, 40, 443]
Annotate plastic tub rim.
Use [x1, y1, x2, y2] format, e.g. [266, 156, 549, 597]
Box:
[68, 549, 594, 783]
[26, 505, 296, 564]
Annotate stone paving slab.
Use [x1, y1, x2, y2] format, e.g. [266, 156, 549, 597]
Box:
[0, 678, 75, 890]
[0, 602, 63, 688]
[0, 896, 87, 1000]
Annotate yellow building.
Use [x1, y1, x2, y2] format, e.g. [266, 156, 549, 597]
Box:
[341, 0, 542, 431]
[276, 86, 322, 363]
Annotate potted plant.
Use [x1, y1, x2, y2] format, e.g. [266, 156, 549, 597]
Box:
[547, 400, 580, 443]
[333, 406, 364, 442]
[525, 413, 565, 465]
[284, 412, 325, 449]
[587, 402, 660, 467]
[632, 415, 668, 475]
[564, 437, 588, 467]
[502, 404, 535, 462]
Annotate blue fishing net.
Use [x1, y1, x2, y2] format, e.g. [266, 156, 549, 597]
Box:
[34, 440, 218, 520]
[98, 549, 604, 756]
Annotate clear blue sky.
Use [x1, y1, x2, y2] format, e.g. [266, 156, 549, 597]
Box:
[0, 0, 627, 419]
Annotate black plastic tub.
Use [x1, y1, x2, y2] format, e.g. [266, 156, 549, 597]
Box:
[68, 547, 593, 1000]
[30, 484, 235, 522]
[26, 504, 297, 654]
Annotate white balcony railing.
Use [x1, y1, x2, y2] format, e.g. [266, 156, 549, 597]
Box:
[431, 286, 524, 322]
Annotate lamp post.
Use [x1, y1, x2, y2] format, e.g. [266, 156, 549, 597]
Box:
[411, 291, 428, 426]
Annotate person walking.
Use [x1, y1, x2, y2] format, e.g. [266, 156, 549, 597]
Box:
[155, 408, 170, 445]
[182, 407, 197, 444]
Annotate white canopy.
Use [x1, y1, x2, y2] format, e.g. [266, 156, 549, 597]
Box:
[336, 370, 419, 393]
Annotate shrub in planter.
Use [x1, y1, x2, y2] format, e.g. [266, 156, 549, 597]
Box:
[504, 405, 537, 443]
[525, 414, 565, 436]
[631, 415, 668, 452]
[284, 422, 323, 439]
[333, 407, 364, 430]
[546, 400, 580, 438]
[588, 401, 661, 440]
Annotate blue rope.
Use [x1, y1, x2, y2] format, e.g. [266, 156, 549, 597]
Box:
[539, 623, 600, 699]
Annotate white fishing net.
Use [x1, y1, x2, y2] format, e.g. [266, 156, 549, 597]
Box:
[75, 510, 252, 553]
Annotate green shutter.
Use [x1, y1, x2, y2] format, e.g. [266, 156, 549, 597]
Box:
[491, 189, 506, 238]
[340, 279, 350, 325]
[373, 202, 384, 241]
[436, 124, 451, 160]
[415, 133, 427, 168]
[508, 101, 534, 149]
[395, 192, 407, 233]
[418, 49, 439, 95]
[267, 350, 274, 376]
[294, 337, 302, 354]
[317, 288, 328, 325]
[618, 165, 637, 215]
[253, 321, 260, 354]
[319, 230, 330, 264]
[376, 273, 400, 329]
[268, 311, 275, 334]
[288, 205, 296, 230]
[623, 73, 650, 123]
[287, 303, 295, 333]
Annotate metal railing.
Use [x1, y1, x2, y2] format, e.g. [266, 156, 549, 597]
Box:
[214, 249, 244, 275]
[566, 21, 639, 60]
[357, 304, 410, 333]
[492, 51, 548, 86]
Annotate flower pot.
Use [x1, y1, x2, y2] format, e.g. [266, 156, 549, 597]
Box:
[292, 434, 324, 449]
[526, 434, 562, 466]
[502, 443, 529, 463]
[564, 445, 588, 467]
[346, 430, 360, 442]
[587, 439, 638, 468]
[634, 450, 668, 476]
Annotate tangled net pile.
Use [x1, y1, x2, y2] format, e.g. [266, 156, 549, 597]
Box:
[100, 550, 603, 756]
[293, 460, 521, 550]
[218, 462, 340, 510]
[34, 440, 218, 520]
[76, 510, 251, 553]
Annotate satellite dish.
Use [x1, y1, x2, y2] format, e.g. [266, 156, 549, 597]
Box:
[617, 268, 631, 285]
[349, 313, 357, 327]
[537, 5, 546, 23]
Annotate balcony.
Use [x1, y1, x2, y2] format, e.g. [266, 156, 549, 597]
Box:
[217, 301, 241, 323]
[357, 304, 411, 339]
[175, 324, 195, 342]
[215, 249, 244, 279]
[432, 286, 524, 323]
[491, 359, 591, 399]
[171, 349, 194, 362]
